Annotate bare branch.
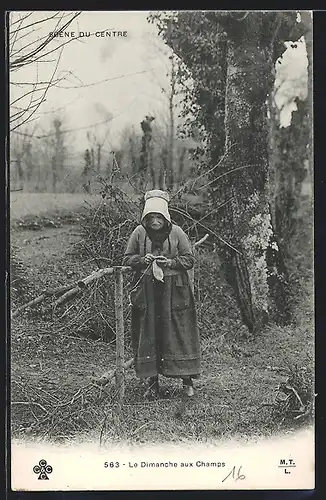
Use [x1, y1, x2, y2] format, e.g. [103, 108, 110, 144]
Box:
[198, 164, 261, 191]
[10, 12, 81, 69]
[11, 85, 48, 105]
[11, 30, 55, 59]
[9, 14, 27, 55]
[170, 206, 242, 254]
[11, 47, 63, 132]
[21, 35, 81, 67]
[10, 12, 33, 27]
[9, 11, 62, 35]
[10, 25, 45, 56]
[187, 197, 235, 232]
[11, 101, 42, 121]
[9, 12, 82, 131]
[55, 67, 160, 89]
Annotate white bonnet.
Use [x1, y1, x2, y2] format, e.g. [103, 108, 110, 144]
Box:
[141, 190, 171, 224]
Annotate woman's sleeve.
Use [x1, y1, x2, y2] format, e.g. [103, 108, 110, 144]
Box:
[170, 227, 195, 271]
[122, 228, 146, 269]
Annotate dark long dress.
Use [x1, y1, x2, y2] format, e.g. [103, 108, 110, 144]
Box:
[123, 224, 201, 379]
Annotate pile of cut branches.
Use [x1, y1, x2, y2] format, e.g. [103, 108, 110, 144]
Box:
[77, 181, 140, 267]
[266, 364, 314, 427]
[11, 371, 121, 441]
[11, 175, 243, 341]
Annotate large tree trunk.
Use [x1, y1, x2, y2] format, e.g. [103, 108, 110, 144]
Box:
[271, 99, 309, 260]
[269, 13, 311, 260]
[222, 25, 290, 332]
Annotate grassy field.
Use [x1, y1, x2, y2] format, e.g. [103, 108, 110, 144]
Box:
[9, 189, 204, 222]
[10, 192, 314, 446]
[10, 192, 103, 221]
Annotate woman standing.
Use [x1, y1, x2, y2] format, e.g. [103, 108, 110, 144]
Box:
[123, 190, 201, 398]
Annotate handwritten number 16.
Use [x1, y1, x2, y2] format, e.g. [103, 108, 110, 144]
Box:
[222, 465, 246, 483]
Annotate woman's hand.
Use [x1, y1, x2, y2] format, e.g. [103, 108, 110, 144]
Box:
[155, 256, 174, 268]
[144, 253, 155, 265]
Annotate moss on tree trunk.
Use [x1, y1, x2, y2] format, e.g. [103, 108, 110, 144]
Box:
[223, 36, 289, 332]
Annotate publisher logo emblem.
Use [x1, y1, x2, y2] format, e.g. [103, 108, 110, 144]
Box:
[33, 459, 53, 480]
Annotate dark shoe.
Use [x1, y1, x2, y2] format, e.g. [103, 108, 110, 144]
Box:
[144, 375, 159, 399]
[182, 377, 194, 397]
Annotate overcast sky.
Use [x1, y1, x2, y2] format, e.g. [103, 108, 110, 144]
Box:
[10, 11, 309, 151]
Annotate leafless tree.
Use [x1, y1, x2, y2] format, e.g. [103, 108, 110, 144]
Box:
[143, 32, 181, 190]
[86, 127, 112, 176]
[9, 11, 82, 132]
[10, 124, 38, 190]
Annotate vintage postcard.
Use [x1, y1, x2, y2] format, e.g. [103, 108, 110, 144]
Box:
[8, 10, 314, 491]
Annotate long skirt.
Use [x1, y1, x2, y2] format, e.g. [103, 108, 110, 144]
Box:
[130, 272, 201, 379]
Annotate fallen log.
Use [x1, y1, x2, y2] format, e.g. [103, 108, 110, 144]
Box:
[90, 358, 134, 386]
[12, 294, 47, 318]
[78, 266, 132, 288]
[12, 283, 76, 318]
[12, 267, 134, 316]
[53, 286, 82, 307]
[45, 283, 76, 297]
[55, 269, 118, 307]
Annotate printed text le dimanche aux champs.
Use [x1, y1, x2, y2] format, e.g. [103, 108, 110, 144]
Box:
[49, 31, 128, 38]
[104, 461, 226, 469]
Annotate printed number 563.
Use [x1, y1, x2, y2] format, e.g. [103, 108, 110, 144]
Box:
[104, 462, 120, 468]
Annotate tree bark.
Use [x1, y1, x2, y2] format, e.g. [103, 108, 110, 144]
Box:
[272, 99, 309, 259]
[268, 12, 311, 259]
[223, 29, 289, 332]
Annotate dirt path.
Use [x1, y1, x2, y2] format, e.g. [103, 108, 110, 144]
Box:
[12, 225, 82, 267]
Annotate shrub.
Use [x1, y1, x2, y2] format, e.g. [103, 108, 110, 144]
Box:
[77, 186, 140, 267]
[270, 363, 314, 426]
[194, 251, 244, 341]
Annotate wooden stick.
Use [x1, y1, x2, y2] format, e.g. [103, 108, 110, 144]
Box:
[12, 267, 133, 317]
[194, 233, 209, 247]
[55, 266, 133, 306]
[53, 286, 81, 307]
[78, 268, 114, 288]
[78, 266, 132, 288]
[114, 267, 125, 409]
[12, 294, 46, 318]
[12, 283, 77, 317]
[45, 283, 75, 296]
